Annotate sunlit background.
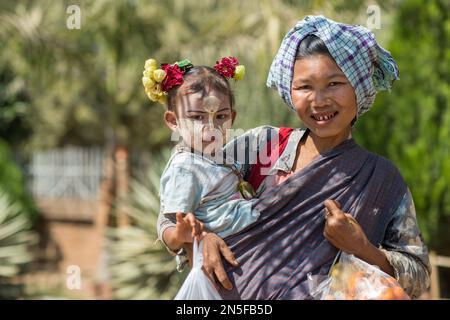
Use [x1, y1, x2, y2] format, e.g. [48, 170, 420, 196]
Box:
[0, 0, 449, 299]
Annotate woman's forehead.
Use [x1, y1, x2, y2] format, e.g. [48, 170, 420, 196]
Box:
[293, 55, 346, 80]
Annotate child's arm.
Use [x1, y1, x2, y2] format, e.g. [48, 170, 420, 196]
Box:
[162, 212, 205, 252]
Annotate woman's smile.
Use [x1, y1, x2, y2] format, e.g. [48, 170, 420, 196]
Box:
[310, 110, 339, 123]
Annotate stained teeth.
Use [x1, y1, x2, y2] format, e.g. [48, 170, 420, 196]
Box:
[313, 112, 336, 121]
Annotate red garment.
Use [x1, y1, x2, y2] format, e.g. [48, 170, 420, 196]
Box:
[246, 127, 294, 191]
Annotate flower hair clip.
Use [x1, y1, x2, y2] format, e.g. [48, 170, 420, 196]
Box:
[214, 56, 245, 81]
[142, 58, 193, 105]
[142, 56, 245, 105]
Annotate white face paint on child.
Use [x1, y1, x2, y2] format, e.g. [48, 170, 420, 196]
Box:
[172, 88, 235, 154]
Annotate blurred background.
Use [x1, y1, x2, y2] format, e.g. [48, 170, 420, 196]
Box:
[0, 0, 449, 299]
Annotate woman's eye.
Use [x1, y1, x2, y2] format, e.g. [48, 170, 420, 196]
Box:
[190, 115, 203, 120]
[296, 85, 311, 90]
[329, 82, 342, 87]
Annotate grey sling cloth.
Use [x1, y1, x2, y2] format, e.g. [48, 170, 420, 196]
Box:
[219, 138, 407, 299]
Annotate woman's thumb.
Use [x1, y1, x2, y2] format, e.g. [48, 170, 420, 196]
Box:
[324, 199, 342, 213]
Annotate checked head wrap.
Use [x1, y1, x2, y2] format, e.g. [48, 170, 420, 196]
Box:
[267, 15, 399, 117]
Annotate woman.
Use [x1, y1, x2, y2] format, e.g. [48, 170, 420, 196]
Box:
[157, 16, 430, 299]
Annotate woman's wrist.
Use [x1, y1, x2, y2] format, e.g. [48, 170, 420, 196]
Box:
[355, 242, 395, 277]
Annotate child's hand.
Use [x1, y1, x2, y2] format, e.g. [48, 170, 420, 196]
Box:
[174, 212, 205, 243]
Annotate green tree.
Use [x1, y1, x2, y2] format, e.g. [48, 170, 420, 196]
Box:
[0, 0, 389, 153]
[354, 0, 450, 251]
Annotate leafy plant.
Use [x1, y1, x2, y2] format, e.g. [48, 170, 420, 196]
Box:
[0, 189, 38, 299]
[107, 149, 187, 299]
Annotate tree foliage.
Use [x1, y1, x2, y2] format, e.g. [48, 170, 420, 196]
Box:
[354, 0, 450, 250]
[0, 0, 387, 153]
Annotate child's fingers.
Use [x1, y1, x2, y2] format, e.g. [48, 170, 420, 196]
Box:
[176, 212, 184, 224]
[184, 212, 197, 227]
[196, 230, 208, 242]
[185, 213, 201, 235]
[191, 221, 203, 239]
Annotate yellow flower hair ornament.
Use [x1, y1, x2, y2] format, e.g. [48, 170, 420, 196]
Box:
[142, 58, 192, 105]
[142, 57, 245, 105]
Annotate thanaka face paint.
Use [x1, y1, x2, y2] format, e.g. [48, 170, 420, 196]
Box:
[174, 95, 232, 154]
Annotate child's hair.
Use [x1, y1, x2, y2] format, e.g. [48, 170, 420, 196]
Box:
[167, 66, 235, 111]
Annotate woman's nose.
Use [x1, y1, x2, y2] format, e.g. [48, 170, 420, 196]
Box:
[310, 89, 329, 107]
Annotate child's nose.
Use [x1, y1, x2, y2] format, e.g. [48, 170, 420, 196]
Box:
[202, 126, 221, 141]
[204, 118, 220, 129]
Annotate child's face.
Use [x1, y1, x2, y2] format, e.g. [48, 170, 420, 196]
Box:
[291, 54, 357, 139]
[165, 86, 236, 154]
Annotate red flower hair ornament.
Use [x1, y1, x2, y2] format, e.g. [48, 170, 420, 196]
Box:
[142, 57, 245, 105]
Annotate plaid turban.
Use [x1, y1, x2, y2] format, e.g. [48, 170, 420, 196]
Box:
[267, 15, 399, 117]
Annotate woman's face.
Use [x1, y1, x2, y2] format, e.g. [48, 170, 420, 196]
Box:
[291, 54, 357, 139]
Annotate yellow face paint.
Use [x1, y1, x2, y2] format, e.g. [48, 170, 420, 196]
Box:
[175, 94, 232, 153]
[176, 117, 203, 149]
[203, 96, 221, 131]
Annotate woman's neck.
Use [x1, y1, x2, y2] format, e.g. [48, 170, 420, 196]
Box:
[304, 127, 352, 155]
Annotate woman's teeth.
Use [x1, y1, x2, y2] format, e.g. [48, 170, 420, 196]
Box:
[311, 111, 338, 121]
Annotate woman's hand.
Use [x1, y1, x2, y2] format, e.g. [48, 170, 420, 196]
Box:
[323, 199, 370, 256]
[323, 199, 395, 277]
[202, 232, 239, 291]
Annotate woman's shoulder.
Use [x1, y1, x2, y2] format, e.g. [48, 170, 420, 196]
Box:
[370, 152, 401, 173]
[362, 149, 408, 188]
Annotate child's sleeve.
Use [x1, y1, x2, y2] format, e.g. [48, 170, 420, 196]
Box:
[160, 165, 203, 214]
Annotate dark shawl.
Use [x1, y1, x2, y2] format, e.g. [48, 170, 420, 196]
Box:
[219, 138, 406, 299]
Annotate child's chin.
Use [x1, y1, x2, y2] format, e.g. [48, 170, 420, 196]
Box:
[182, 141, 223, 155]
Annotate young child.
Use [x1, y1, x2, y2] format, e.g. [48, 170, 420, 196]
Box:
[143, 57, 259, 269]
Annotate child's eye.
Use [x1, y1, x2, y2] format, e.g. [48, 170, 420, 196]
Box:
[217, 114, 228, 120]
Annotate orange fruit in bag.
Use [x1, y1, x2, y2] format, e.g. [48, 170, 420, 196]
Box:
[347, 271, 364, 295]
[392, 286, 410, 300]
[380, 276, 398, 287]
[379, 287, 396, 300]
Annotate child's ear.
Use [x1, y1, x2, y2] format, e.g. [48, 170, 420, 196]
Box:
[231, 110, 237, 125]
[164, 111, 178, 131]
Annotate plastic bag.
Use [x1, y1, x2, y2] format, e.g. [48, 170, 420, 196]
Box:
[308, 252, 410, 300]
[174, 240, 223, 300]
